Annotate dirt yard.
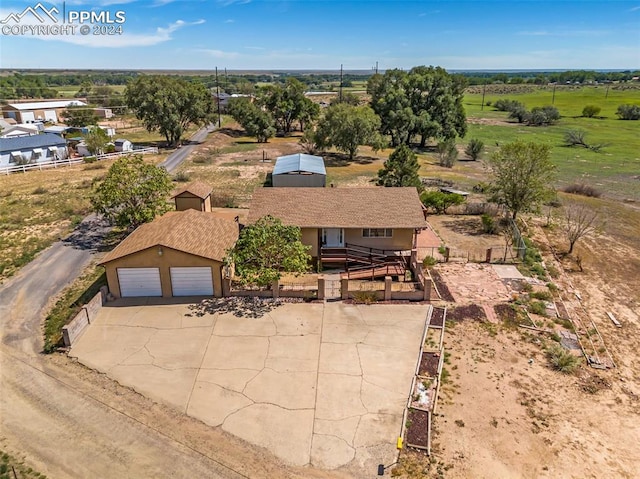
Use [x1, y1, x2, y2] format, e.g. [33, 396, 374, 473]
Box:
[394, 203, 640, 478]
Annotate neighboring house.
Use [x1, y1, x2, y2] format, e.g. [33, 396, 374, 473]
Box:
[272, 153, 326, 187]
[247, 187, 428, 269]
[0, 124, 39, 138]
[99, 209, 240, 298]
[43, 125, 72, 137]
[3, 99, 87, 124]
[212, 92, 253, 111]
[0, 133, 68, 166]
[172, 182, 213, 212]
[114, 139, 133, 152]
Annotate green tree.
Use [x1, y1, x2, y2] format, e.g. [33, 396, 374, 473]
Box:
[464, 138, 484, 160]
[125, 75, 214, 146]
[377, 144, 422, 188]
[368, 66, 467, 147]
[227, 97, 276, 142]
[487, 141, 556, 220]
[527, 105, 560, 126]
[582, 105, 601, 118]
[315, 103, 382, 160]
[63, 106, 99, 127]
[420, 191, 465, 214]
[84, 126, 110, 155]
[91, 155, 173, 229]
[225, 215, 311, 287]
[258, 78, 318, 135]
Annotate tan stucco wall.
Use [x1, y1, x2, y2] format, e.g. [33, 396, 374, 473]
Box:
[175, 196, 205, 212]
[301, 228, 320, 256]
[104, 246, 223, 298]
[345, 228, 414, 250]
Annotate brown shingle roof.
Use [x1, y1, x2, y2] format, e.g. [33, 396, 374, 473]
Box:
[171, 181, 212, 199]
[247, 187, 427, 228]
[99, 210, 238, 264]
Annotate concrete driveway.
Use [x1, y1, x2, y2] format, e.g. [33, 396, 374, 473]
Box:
[71, 300, 428, 473]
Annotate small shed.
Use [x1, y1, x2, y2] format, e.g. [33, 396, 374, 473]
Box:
[171, 182, 213, 212]
[272, 153, 326, 187]
[114, 138, 133, 152]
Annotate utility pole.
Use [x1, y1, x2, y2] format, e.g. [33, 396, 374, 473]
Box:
[225, 67, 228, 92]
[481, 81, 486, 111]
[215, 66, 221, 128]
[339, 64, 343, 103]
[552, 83, 556, 105]
[605, 83, 610, 99]
[375, 61, 378, 74]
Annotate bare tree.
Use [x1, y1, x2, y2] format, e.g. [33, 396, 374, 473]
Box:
[564, 204, 600, 254]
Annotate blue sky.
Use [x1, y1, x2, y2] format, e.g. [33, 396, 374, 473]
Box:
[0, 0, 638, 70]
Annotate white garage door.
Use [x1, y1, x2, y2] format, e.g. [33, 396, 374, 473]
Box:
[21, 112, 35, 123]
[117, 268, 162, 297]
[44, 110, 57, 122]
[170, 267, 213, 296]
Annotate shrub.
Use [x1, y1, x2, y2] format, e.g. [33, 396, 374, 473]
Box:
[530, 290, 552, 301]
[616, 104, 640, 120]
[481, 214, 499, 234]
[172, 171, 190, 182]
[437, 139, 458, 168]
[472, 182, 491, 193]
[32, 186, 48, 195]
[508, 105, 529, 123]
[464, 138, 484, 160]
[562, 183, 602, 198]
[422, 256, 437, 268]
[528, 300, 547, 316]
[420, 191, 465, 214]
[352, 290, 378, 304]
[564, 130, 587, 147]
[83, 162, 106, 171]
[493, 99, 524, 112]
[83, 156, 97, 163]
[582, 105, 601, 118]
[527, 106, 559, 126]
[546, 343, 580, 374]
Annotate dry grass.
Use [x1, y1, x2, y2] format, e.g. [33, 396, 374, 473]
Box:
[0, 153, 167, 281]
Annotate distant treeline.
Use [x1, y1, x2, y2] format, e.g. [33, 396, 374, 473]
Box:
[1, 69, 639, 100]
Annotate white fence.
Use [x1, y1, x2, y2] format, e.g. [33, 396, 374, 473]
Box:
[1, 147, 159, 175]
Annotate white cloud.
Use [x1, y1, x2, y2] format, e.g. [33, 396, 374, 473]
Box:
[198, 48, 240, 59]
[216, 0, 250, 6]
[224, 19, 234, 23]
[518, 29, 611, 37]
[628, 5, 640, 12]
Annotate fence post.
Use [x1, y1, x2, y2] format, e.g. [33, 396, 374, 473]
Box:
[272, 280, 279, 299]
[317, 275, 325, 300]
[384, 276, 392, 301]
[486, 248, 492, 263]
[222, 278, 231, 297]
[423, 278, 432, 301]
[444, 247, 450, 262]
[341, 278, 349, 300]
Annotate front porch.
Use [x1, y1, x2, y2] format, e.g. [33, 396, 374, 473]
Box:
[320, 243, 413, 280]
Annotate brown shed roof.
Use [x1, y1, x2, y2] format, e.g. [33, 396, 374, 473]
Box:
[247, 187, 427, 229]
[171, 181, 212, 199]
[99, 209, 238, 264]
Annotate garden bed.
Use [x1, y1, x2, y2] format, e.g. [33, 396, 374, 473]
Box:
[430, 270, 455, 302]
[410, 377, 437, 411]
[418, 351, 441, 377]
[405, 408, 430, 450]
[430, 307, 446, 327]
[446, 304, 486, 322]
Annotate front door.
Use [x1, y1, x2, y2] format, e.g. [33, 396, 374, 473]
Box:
[322, 228, 344, 247]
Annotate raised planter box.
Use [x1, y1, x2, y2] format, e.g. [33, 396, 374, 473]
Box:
[405, 408, 431, 451]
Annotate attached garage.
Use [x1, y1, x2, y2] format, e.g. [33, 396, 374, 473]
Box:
[117, 268, 162, 297]
[99, 209, 239, 299]
[170, 267, 213, 296]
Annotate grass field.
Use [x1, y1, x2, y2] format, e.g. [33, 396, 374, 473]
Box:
[463, 86, 640, 200]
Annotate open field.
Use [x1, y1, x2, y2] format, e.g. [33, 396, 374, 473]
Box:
[0, 153, 166, 282]
[464, 85, 640, 201]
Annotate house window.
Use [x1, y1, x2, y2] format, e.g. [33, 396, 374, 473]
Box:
[9, 151, 23, 164]
[32, 148, 42, 160]
[362, 228, 393, 238]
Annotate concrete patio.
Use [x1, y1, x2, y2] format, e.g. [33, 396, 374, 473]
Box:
[70, 300, 428, 473]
